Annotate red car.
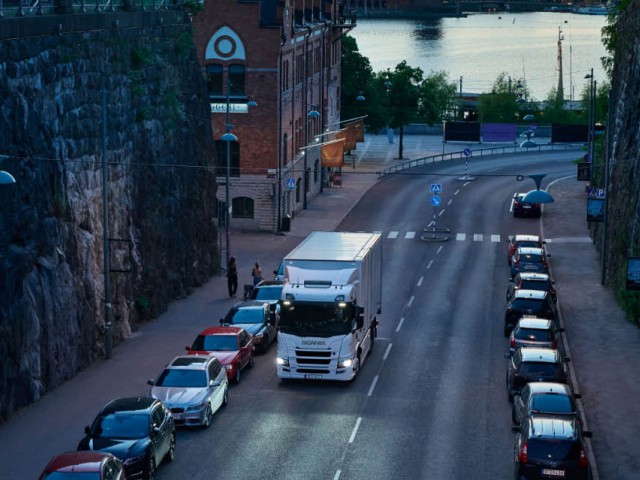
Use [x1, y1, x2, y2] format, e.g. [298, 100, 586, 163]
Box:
[507, 234, 545, 265]
[39, 451, 126, 479]
[186, 326, 254, 383]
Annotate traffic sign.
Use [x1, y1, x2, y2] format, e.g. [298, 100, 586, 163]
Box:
[286, 178, 296, 191]
[430, 195, 441, 207]
[430, 183, 442, 194]
[463, 148, 471, 157]
[588, 187, 605, 199]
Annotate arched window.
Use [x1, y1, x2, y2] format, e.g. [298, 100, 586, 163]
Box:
[229, 64, 246, 97]
[215, 140, 240, 177]
[206, 64, 223, 99]
[232, 197, 254, 219]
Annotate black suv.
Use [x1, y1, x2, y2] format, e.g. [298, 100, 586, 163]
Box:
[78, 397, 176, 479]
[505, 347, 569, 401]
[504, 289, 557, 336]
[513, 415, 592, 480]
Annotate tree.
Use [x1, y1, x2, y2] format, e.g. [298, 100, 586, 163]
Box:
[341, 36, 375, 126]
[417, 71, 458, 125]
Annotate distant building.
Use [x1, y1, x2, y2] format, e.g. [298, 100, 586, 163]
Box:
[192, 0, 354, 232]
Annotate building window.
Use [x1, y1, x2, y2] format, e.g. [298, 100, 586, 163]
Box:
[232, 197, 254, 219]
[229, 64, 246, 96]
[215, 140, 240, 177]
[282, 133, 288, 165]
[206, 64, 223, 98]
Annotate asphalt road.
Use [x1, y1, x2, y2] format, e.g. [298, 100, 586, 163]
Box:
[0, 151, 583, 479]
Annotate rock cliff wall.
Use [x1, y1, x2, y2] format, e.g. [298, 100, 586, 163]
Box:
[0, 14, 219, 421]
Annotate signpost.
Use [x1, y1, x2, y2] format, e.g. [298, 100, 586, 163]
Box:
[422, 185, 449, 241]
[458, 148, 474, 181]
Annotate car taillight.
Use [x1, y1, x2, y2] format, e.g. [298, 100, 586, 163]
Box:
[510, 338, 516, 348]
[579, 449, 588, 468]
[514, 259, 520, 268]
[518, 442, 528, 464]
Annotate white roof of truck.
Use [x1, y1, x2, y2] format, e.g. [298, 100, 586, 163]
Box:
[284, 232, 381, 262]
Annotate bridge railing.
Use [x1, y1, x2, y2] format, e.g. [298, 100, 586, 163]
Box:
[380, 142, 585, 177]
[0, 0, 176, 17]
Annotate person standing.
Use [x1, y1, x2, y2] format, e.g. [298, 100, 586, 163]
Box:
[227, 256, 238, 298]
[251, 261, 263, 286]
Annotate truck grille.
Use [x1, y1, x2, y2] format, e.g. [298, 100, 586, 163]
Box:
[294, 349, 331, 367]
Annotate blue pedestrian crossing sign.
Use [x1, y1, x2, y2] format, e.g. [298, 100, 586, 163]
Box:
[430, 195, 441, 207]
[430, 183, 442, 194]
[286, 178, 296, 191]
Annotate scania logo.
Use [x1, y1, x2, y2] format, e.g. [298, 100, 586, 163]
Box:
[301, 340, 325, 345]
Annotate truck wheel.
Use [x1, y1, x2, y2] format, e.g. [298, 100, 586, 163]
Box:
[368, 326, 375, 354]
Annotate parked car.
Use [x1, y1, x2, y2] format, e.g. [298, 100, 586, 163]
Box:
[221, 300, 278, 353]
[512, 382, 581, 427]
[147, 355, 228, 429]
[512, 192, 541, 218]
[505, 347, 569, 401]
[507, 234, 545, 265]
[513, 415, 591, 480]
[510, 247, 549, 278]
[504, 289, 557, 336]
[39, 451, 126, 480]
[507, 272, 556, 303]
[186, 326, 254, 383]
[508, 317, 564, 356]
[77, 397, 175, 480]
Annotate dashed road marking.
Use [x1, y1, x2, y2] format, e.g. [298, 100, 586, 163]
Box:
[405, 231, 416, 239]
[388, 231, 399, 239]
[457, 233, 466, 241]
[396, 317, 405, 332]
[474, 234, 483, 242]
[349, 417, 362, 443]
[383, 343, 392, 360]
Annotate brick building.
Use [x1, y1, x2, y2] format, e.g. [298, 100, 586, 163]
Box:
[192, 0, 354, 234]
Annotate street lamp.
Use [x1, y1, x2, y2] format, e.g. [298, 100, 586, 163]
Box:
[0, 155, 15, 184]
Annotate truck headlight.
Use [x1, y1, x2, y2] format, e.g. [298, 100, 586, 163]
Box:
[338, 357, 353, 368]
[276, 356, 289, 366]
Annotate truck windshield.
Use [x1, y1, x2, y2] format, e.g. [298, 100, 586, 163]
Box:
[279, 301, 353, 337]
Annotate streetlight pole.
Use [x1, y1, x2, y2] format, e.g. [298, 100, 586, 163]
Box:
[220, 78, 238, 268]
[585, 68, 595, 183]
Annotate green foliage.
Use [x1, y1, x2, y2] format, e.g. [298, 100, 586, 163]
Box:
[417, 71, 458, 125]
[135, 296, 150, 317]
[384, 61, 423, 129]
[601, 0, 629, 78]
[183, 0, 204, 14]
[477, 73, 523, 122]
[176, 32, 195, 56]
[341, 35, 375, 124]
[131, 47, 154, 69]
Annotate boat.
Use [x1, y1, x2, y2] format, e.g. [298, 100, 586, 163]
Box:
[572, 3, 610, 15]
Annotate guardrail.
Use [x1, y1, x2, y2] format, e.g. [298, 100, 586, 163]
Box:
[0, 0, 175, 17]
[380, 142, 585, 177]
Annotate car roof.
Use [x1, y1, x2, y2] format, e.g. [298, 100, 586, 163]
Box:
[254, 280, 283, 287]
[527, 382, 572, 395]
[44, 451, 116, 473]
[520, 347, 560, 363]
[513, 289, 548, 300]
[516, 247, 545, 255]
[513, 234, 541, 242]
[101, 397, 158, 414]
[517, 272, 550, 281]
[198, 325, 244, 336]
[528, 415, 577, 440]
[516, 317, 553, 329]
[231, 300, 268, 310]
[168, 355, 218, 370]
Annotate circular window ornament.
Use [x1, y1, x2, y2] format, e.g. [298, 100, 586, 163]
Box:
[215, 35, 236, 59]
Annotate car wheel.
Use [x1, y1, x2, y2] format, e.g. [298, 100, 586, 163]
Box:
[511, 406, 518, 425]
[146, 456, 156, 480]
[248, 353, 254, 368]
[202, 405, 213, 429]
[504, 326, 510, 337]
[234, 365, 241, 384]
[262, 335, 269, 353]
[368, 326, 375, 354]
[222, 386, 229, 406]
[165, 433, 176, 463]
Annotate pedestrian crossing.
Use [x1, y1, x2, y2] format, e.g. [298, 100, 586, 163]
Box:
[373, 231, 506, 242]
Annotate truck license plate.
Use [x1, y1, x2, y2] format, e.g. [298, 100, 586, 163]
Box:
[305, 374, 322, 380]
[542, 469, 565, 477]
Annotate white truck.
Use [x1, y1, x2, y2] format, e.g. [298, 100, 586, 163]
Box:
[276, 231, 382, 381]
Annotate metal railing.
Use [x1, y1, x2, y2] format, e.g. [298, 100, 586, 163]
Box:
[0, 0, 175, 17]
[380, 142, 585, 177]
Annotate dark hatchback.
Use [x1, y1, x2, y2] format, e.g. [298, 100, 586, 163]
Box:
[512, 382, 581, 427]
[512, 192, 542, 218]
[509, 317, 563, 356]
[221, 300, 277, 353]
[510, 247, 549, 278]
[78, 397, 175, 480]
[505, 347, 569, 401]
[504, 289, 557, 336]
[507, 272, 556, 303]
[513, 416, 592, 480]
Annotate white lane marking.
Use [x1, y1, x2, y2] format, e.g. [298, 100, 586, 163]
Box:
[454, 189, 460, 195]
[373, 231, 382, 234]
[408, 296, 415, 307]
[383, 343, 392, 361]
[463, 181, 471, 187]
[367, 375, 379, 397]
[474, 234, 483, 242]
[333, 471, 341, 480]
[396, 317, 405, 332]
[438, 209, 445, 216]
[388, 231, 399, 239]
[491, 234, 501, 242]
[417, 276, 424, 286]
[456, 233, 466, 241]
[447, 198, 453, 205]
[349, 417, 362, 443]
[405, 231, 416, 239]
[437, 246, 443, 254]
[488, 167, 501, 172]
[427, 260, 433, 269]
[427, 220, 435, 227]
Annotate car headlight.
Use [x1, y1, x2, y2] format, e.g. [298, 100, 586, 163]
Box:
[187, 402, 207, 412]
[338, 357, 353, 368]
[225, 364, 233, 371]
[124, 453, 146, 465]
[276, 356, 289, 366]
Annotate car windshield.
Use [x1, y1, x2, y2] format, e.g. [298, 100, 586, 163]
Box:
[520, 279, 551, 291]
[517, 241, 540, 249]
[192, 335, 238, 351]
[155, 369, 207, 388]
[530, 394, 575, 414]
[227, 308, 264, 324]
[93, 413, 149, 439]
[279, 301, 353, 337]
[515, 328, 552, 342]
[253, 286, 282, 301]
[519, 362, 560, 377]
[42, 473, 102, 479]
[528, 439, 581, 461]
